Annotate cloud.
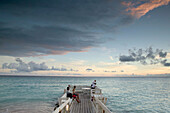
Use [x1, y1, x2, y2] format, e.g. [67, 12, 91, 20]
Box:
[119, 47, 170, 66]
[164, 63, 170, 66]
[121, 70, 124, 72]
[16, 58, 22, 63]
[2, 58, 78, 72]
[2, 58, 48, 72]
[86, 68, 94, 72]
[104, 70, 116, 73]
[119, 55, 136, 62]
[122, 0, 170, 18]
[160, 59, 170, 66]
[51, 66, 78, 72]
[2, 63, 18, 69]
[0, 0, 136, 57]
[159, 51, 167, 58]
[0, 25, 99, 56]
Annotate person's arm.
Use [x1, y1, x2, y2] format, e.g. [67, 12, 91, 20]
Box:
[72, 88, 75, 94]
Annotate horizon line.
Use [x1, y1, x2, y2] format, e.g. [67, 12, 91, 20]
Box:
[0, 75, 170, 78]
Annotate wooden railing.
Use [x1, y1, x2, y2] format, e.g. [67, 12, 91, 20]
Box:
[52, 98, 70, 113]
[95, 98, 112, 113]
[91, 88, 112, 113]
[52, 92, 71, 113]
[52, 86, 86, 113]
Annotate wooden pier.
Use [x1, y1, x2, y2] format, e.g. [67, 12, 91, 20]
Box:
[52, 85, 112, 113]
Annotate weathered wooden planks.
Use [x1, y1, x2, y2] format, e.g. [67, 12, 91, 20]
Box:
[70, 92, 95, 113]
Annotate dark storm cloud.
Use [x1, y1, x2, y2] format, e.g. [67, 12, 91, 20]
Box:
[119, 47, 170, 66]
[2, 58, 78, 72]
[0, 25, 102, 56]
[0, 0, 134, 57]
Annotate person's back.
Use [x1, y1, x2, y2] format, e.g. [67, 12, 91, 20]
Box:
[66, 87, 72, 98]
[91, 80, 96, 89]
[91, 83, 96, 89]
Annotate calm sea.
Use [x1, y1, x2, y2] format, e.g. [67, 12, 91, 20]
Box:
[0, 76, 169, 113]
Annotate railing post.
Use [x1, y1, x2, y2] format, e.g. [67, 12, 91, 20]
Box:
[104, 98, 107, 105]
[96, 102, 98, 113]
[58, 98, 61, 106]
[66, 104, 69, 113]
[99, 100, 103, 113]
[64, 89, 66, 93]
[61, 106, 65, 113]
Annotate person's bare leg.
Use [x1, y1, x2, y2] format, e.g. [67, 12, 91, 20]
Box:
[76, 97, 80, 103]
[91, 96, 94, 101]
[77, 94, 80, 99]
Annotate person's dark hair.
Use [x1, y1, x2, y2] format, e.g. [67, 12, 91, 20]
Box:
[74, 86, 76, 88]
[67, 87, 70, 91]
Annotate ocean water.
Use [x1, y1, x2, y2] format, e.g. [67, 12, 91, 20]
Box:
[0, 76, 169, 113]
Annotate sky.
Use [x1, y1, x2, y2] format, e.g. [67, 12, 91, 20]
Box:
[0, 0, 170, 77]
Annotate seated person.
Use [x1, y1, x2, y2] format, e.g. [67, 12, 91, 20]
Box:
[91, 82, 96, 89]
[66, 87, 72, 98]
[72, 86, 80, 103]
[91, 80, 96, 89]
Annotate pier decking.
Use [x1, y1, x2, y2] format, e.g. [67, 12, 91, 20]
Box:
[52, 85, 112, 113]
[70, 92, 95, 113]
